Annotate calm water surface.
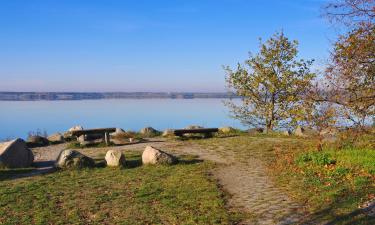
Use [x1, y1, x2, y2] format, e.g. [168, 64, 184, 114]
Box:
[0, 99, 243, 140]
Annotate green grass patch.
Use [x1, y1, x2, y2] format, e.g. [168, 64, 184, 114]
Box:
[275, 145, 375, 224]
[0, 153, 241, 225]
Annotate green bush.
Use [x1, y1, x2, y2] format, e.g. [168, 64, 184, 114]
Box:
[296, 152, 336, 166]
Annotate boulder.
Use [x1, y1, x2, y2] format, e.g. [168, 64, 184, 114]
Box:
[162, 129, 175, 137]
[219, 126, 236, 133]
[140, 127, 160, 137]
[142, 146, 177, 165]
[105, 150, 126, 167]
[47, 133, 64, 143]
[68, 125, 83, 132]
[0, 138, 34, 168]
[27, 135, 49, 147]
[55, 149, 95, 169]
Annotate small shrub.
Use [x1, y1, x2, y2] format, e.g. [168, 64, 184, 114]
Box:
[329, 167, 350, 178]
[296, 152, 336, 166]
[353, 176, 370, 191]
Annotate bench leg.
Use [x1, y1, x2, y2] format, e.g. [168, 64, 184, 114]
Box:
[104, 132, 110, 145]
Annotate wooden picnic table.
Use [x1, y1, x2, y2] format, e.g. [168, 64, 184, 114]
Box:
[173, 128, 219, 137]
[71, 128, 116, 145]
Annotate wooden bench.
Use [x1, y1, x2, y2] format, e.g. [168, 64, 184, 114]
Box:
[173, 128, 219, 137]
[71, 128, 116, 145]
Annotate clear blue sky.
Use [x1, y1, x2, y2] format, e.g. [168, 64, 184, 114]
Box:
[0, 0, 334, 92]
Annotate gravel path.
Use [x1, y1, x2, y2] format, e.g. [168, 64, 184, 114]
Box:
[29, 138, 305, 224]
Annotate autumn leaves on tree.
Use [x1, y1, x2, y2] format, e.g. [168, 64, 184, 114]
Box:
[225, 0, 374, 132]
[224, 32, 315, 133]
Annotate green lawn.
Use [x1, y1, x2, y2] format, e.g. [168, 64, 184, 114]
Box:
[0, 153, 240, 225]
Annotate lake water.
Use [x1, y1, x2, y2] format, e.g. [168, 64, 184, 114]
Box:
[0, 99, 244, 140]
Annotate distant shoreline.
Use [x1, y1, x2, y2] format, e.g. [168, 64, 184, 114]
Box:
[0, 92, 239, 101]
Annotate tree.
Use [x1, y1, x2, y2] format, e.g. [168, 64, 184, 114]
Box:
[224, 32, 315, 133]
[322, 0, 375, 127]
[324, 0, 374, 27]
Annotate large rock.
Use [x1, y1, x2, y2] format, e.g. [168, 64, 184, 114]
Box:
[105, 150, 126, 167]
[140, 127, 160, 137]
[219, 126, 236, 133]
[47, 133, 64, 143]
[55, 149, 95, 169]
[162, 129, 175, 137]
[142, 146, 177, 165]
[27, 135, 49, 147]
[0, 138, 34, 168]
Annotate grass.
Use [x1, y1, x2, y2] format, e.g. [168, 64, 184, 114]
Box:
[0, 153, 242, 225]
[66, 141, 116, 149]
[194, 134, 375, 224]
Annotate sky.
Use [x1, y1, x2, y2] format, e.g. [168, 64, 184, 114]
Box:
[0, 0, 336, 92]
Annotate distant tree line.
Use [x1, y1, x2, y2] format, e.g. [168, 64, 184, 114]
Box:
[0, 92, 239, 101]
